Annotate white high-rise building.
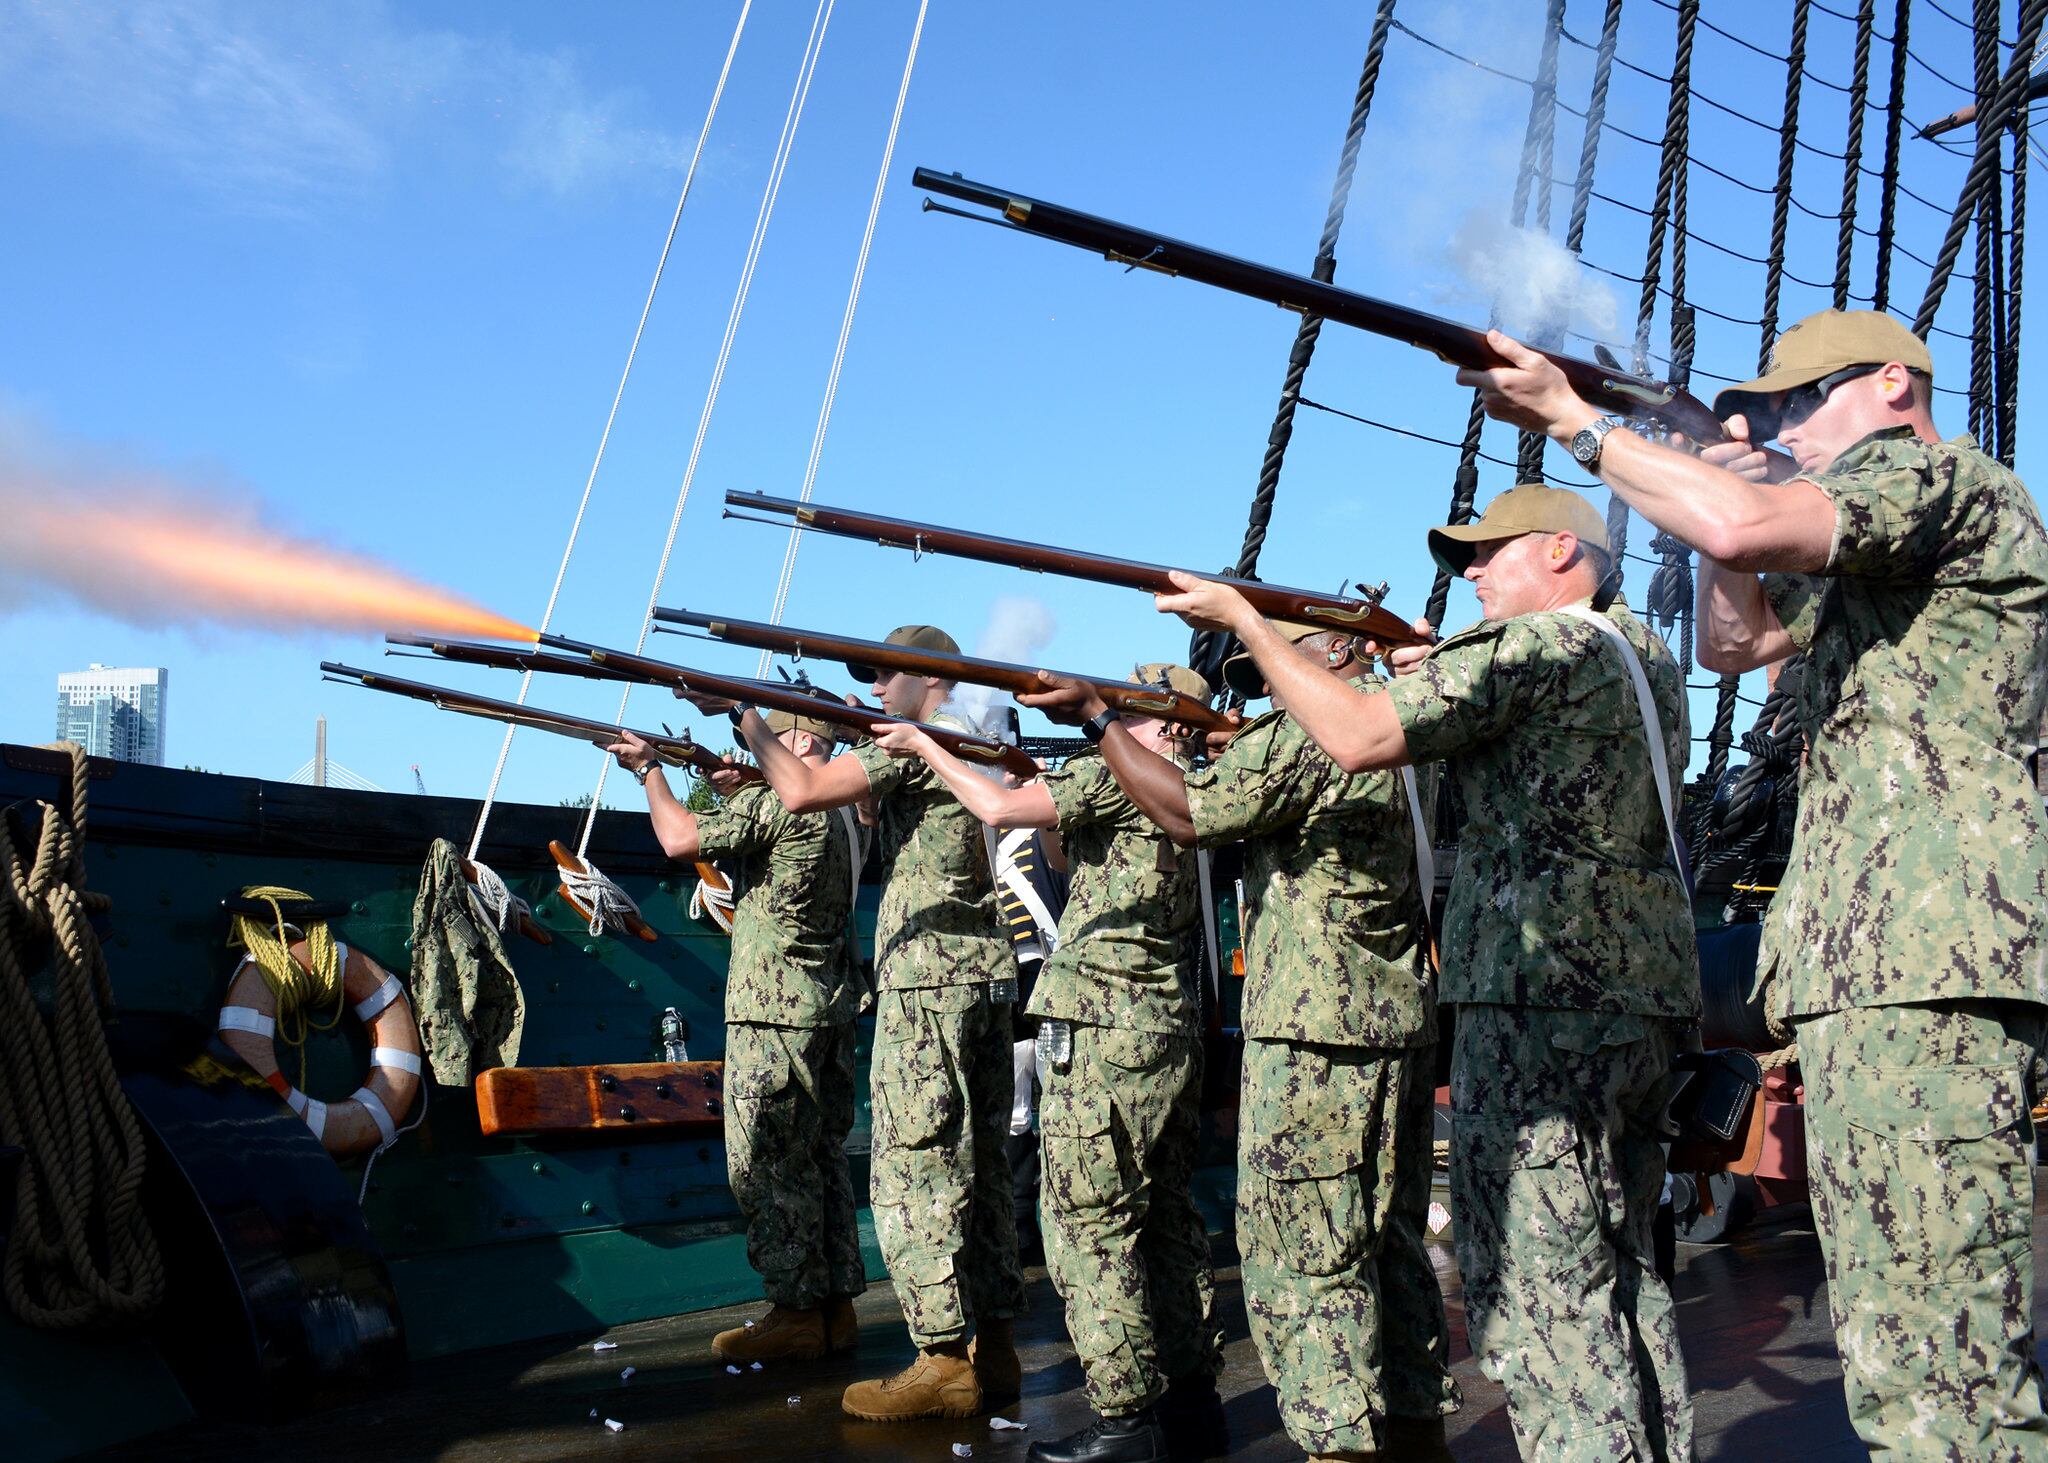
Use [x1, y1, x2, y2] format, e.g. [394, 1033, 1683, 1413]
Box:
[55, 665, 169, 766]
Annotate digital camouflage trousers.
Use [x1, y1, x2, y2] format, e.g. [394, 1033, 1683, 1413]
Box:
[1800, 997, 2048, 1462]
[723, 1019, 866, 1310]
[1237, 1036, 1460, 1457]
[869, 984, 1026, 1346]
[1450, 1004, 1694, 1462]
[1039, 1020, 1221, 1418]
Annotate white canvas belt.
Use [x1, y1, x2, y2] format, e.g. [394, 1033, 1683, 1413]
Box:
[1552, 605, 1690, 894]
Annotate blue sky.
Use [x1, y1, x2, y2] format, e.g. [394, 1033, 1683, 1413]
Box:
[2, 0, 2034, 808]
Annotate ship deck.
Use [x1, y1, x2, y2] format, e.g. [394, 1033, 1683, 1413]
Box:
[100, 1192, 2047, 1463]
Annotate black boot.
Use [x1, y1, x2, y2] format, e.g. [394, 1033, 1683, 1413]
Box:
[1158, 1374, 1227, 1459]
[1026, 1406, 1167, 1463]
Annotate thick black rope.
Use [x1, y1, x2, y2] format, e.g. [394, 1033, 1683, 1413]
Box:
[1912, 0, 2048, 337]
[1425, 395, 1489, 631]
[1187, 0, 1399, 691]
[1968, 0, 2001, 446]
[1514, 0, 1570, 483]
[1835, 0, 1877, 307]
[1760, 0, 1813, 361]
[1566, 0, 1626, 257]
[2003, 51, 2028, 463]
[1872, 0, 1914, 310]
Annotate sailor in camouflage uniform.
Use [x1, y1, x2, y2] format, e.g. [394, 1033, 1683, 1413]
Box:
[737, 625, 1025, 1423]
[609, 710, 864, 1363]
[872, 662, 1222, 1463]
[1153, 486, 1700, 1462]
[1466, 309, 2048, 1459]
[1020, 633, 1460, 1462]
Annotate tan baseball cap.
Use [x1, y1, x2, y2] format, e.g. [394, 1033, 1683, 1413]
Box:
[1129, 662, 1212, 704]
[844, 624, 960, 684]
[763, 707, 837, 741]
[1220, 621, 1345, 700]
[1713, 308, 1934, 419]
[1428, 484, 1610, 577]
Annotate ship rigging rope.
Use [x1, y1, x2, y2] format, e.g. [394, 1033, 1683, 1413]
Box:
[1187, 0, 1400, 694]
[576, 0, 837, 855]
[464, 0, 755, 862]
[0, 743, 165, 1330]
[758, 0, 933, 676]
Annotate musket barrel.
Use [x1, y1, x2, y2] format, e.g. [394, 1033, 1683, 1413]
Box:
[651, 605, 1232, 732]
[722, 492, 1430, 649]
[912, 168, 1726, 445]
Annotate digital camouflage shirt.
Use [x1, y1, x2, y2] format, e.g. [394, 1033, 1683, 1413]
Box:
[848, 740, 1011, 990]
[1758, 428, 2048, 1018]
[693, 781, 859, 1027]
[1184, 692, 1434, 1048]
[1384, 600, 1700, 1018]
[1025, 752, 1199, 1035]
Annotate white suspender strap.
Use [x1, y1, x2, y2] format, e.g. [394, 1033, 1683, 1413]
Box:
[218, 1006, 276, 1038]
[1194, 848, 1222, 1006]
[1552, 605, 1690, 892]
[1397, 766, 1435, 915]
[353, 974, 404, 1023]
[371, 1046, 423, 1075]
[833, 805, 864, 914]
[351, 1087, 398, 1147]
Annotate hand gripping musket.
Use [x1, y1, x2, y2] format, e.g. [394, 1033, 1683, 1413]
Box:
[911, 167, 1728, 446]
[322, 662, 759, 785]
[651, 606, 1236, 734]
[722, 491, 1431, 648]
[533, 634, 1043, 780]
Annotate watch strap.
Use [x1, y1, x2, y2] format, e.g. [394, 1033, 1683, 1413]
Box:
[1081, 709, 1121, 744]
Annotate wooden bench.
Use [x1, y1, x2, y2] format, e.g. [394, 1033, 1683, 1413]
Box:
[475, 1061, 726, 1137]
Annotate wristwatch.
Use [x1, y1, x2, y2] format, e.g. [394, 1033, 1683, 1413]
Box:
[1080, 708, 1121, 744]
[631, 763, 653, 785]
[728, 706, 749, 729]
[1569, 413, 1627, 468]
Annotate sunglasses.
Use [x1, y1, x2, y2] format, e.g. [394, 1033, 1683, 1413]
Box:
[1757, 363, 1884, 440]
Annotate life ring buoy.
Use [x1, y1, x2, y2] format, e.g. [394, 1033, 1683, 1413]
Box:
[216, 939, 423, 1158]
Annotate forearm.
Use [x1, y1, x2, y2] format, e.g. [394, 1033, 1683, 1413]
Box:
[1695, 559, 1796, 674]
[917, 741, 1056, 829]
[1589, 430, 1830, 573]
[742, 712, 863, 813]
[1236, 617, 1411, 774]
[640, 771, 702, 859]
[1099, 726, 1197, 846]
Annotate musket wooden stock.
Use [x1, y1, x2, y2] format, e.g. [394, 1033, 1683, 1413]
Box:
[534, 635, 1042, 780]
[320, 663, 758, 783]
[652, 605, 1233, 732]
[912, 167, 1727, 446]
[721, 492, 1431, 648]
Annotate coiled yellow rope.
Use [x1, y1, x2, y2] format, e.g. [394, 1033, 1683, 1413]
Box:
[226, 885, 343, 1087]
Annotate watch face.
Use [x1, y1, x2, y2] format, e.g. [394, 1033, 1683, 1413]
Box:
[1571, 428, 1598, 464]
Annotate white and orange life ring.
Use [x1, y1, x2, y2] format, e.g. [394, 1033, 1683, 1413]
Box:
[216, 939, 423, 1158]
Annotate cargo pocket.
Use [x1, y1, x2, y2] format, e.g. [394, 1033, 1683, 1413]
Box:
[1841, 1062, 2030, 1283]
[725, 1041, 794, 1213]
[1041, 1077, 1125, 1213]
[1241, 1125, 1370, 1276]
[1455, 1109, 1599, 1280]
[872, 996, 959, 1154]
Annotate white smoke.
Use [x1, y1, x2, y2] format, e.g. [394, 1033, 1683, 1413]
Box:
[1448, 210, 1621, 349]
[949, 596, 1057, 740]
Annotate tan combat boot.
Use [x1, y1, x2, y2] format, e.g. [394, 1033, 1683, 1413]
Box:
[824, 1294, 859, 1354]
[711, 1304, 828, 1363]
[968, 1316, 1022, 1405]
[841, 1343, 981, 1421]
